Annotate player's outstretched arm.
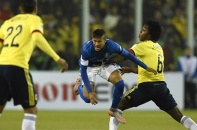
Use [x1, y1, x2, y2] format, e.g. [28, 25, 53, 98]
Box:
[32, 32, 68, 72]
[121, 66, 157, 75]
[57, 58, 68, 72]
[120, 48, 157, 74]
[80, 65, 98, 105]
[106, 53, 127, 64]
[121, 66, 138, 75]
[146, 67, 157, 75]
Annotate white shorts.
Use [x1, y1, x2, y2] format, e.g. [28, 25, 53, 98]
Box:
[81, 63, 121, 85]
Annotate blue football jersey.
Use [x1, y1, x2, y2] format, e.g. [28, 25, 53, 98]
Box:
[80, 39, 122, 67]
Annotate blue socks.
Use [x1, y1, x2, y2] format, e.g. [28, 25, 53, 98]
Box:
[78, 85, 90, 103]
[111, 80, 124, 108]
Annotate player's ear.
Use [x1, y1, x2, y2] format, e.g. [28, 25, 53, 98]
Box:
[147, 34, 151, 40]
[19, 6, 23, 13]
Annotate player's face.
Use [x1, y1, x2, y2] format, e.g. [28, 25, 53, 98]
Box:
[92, 35, 106, 51]
[139, 25, 150, 41]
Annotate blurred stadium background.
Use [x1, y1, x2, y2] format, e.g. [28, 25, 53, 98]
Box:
[1, 0, 197, 71]
[0, 0, 197, 130]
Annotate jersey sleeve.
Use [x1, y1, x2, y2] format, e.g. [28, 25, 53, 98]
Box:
[0, 30, 4, 43]
[0, 22, 5, 41]
[80, 44, 92, 93]
[30, 16, 44, 34]
[80, 43, 91, 66]
[107, 39, 122, 54]
[80, 55, 89, 66]
[33, 32, 60, 61]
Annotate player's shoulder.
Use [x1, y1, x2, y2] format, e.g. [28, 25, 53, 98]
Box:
[139, 40, 158, 47]
[106, 39, 118, 44]
[106, 39, 121, 49]
[1, 15, 15, 26]
[132, 41, 144, 48]
[7, 14, 42, 23]
[83, 40, 92, 46]
[27, 14, 43, 22]
[152, 42, 162, 51]
[82, 40, 93, 51]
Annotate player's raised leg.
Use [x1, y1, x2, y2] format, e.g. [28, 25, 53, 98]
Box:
[73, 78, 81, 95]
[108, 70, 126, 124]
[73, 78, 90, 103]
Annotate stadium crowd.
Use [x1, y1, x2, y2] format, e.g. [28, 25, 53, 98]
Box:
[1, 0, 197, 71]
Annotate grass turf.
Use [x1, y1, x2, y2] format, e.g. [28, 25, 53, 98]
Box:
[0, 110, 197, 130]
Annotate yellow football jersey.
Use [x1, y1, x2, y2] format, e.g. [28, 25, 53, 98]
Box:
[131, 40, 165, 83]
[0, 14, 43, 69]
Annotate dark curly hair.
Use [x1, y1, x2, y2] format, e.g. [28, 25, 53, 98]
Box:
[145, 19, 163, 42]
[20, 0, 37, 13]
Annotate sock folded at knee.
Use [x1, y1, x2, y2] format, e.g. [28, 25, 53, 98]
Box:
[181, 115, 197, 130]
[22, 113, 37, 130]
[78, 85, 90, 103]
[111, 80, 124, 108]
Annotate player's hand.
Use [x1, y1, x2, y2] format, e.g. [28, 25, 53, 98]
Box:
[89, 92, 98, 105]
[57, 58, 68, 72]
[120, 66, 132, 75]
[121, 67, 138, 75]
[146, 67, 157, 75]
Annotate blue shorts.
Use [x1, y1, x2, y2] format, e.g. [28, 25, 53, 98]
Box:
[123, 81, 177, 111]
[0, 65, 37, 109]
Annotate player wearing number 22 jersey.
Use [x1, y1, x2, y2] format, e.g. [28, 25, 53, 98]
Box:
[0, 14, 44, 68]
[0, 1, 68, 130]
[0, 14, 44, 108]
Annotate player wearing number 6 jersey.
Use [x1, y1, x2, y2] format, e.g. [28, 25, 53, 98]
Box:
[73, 28, 157, 124]
[108, 19, 197, 130]
[0, 0, 68, 130]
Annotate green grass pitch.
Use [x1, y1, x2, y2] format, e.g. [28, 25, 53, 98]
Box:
[0, 110, 197, 130]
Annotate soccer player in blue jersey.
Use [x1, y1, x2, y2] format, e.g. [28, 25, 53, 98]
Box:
[73, 28, 157, 123]
[108, 20, 197, 130]
[0, 0, 68, 130]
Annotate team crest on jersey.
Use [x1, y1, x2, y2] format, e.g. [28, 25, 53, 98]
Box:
[105, 53, 110, 58]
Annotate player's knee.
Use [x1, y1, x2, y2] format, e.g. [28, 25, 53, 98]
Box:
[115, 80, 124, 89]
[117, 80, 124, 85]
[24, 106, 38, 114]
